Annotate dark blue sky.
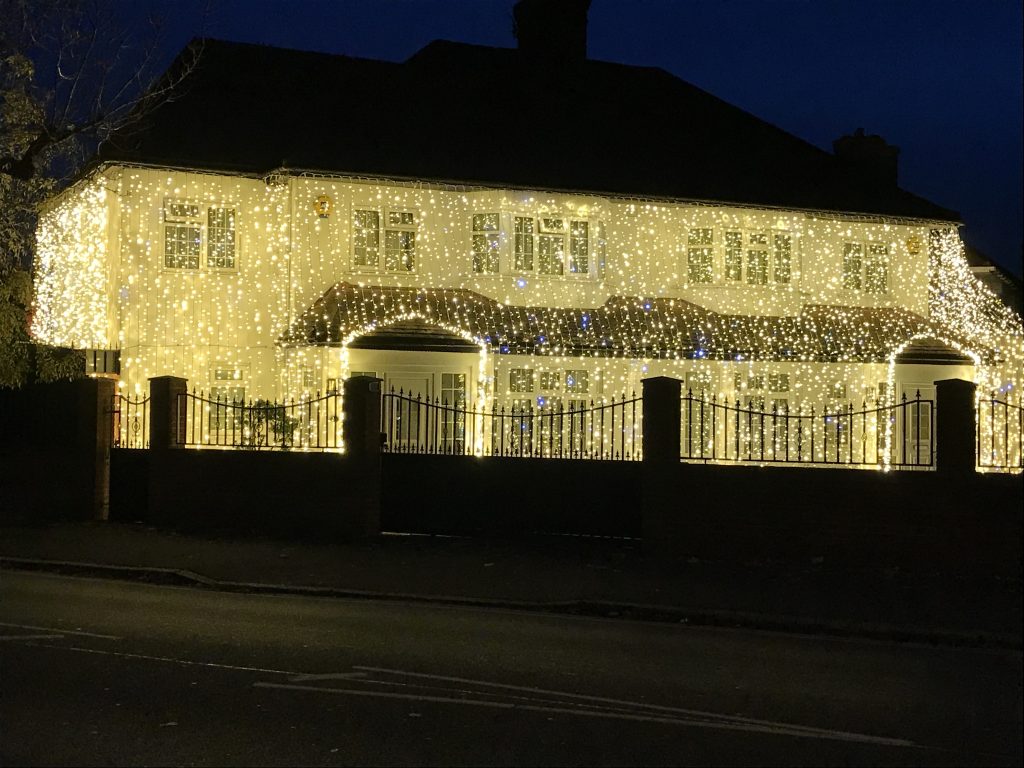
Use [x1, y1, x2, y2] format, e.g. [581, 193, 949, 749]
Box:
[153, 0, 1022, 276]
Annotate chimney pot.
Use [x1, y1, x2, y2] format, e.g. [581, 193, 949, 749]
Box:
[513, 0, 591, 63]
[833, 129, 900, 188]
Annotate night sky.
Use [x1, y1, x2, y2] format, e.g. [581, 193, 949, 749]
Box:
[146, 0, 1022, 276]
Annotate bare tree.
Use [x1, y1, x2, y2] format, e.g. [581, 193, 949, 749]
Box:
[0, 0, 202, 386]
[1, 0, 201, 182]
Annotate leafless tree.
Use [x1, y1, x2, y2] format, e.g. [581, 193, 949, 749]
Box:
[0, 0, 203, 182]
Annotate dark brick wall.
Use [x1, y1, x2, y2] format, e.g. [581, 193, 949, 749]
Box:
[381, 454, 643, 537]
[0, 378, 113, 523]
[144, 449, 379, 541]
[644, 463, 1022, 576]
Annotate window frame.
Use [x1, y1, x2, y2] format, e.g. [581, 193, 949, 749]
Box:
[842, 240, 891, 295]
[351, 206, 419, 273]
[685, 226, 794, 287]
[162, 198, 240, 273]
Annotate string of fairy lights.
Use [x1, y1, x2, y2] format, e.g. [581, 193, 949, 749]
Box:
[29, 164, 1024, 465]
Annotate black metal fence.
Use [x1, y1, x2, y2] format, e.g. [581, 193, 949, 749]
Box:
[680, 390, 934, 469]
[111, 393, 149, 448]
[177, 390, 342, 450]
[381, 388, 642, 459]
[977, 393, 1023, 471]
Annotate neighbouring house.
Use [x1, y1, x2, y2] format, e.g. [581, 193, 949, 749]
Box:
[30, 0, 1022, 463]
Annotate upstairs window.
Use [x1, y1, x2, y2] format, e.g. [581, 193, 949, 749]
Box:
[773, 232, 792, 284]
[724, 230, 743, 282]
[207, 208, 236, 269]
[746, 231, 770, 285]
[569, 220, 589, 274]
[864, 244, 889, 294]
[514, 216, 534, 271]
[384, 210, 417, 272]
[843, 241, 889, 294]
[687, 228, 714, 284]
[353, 210, 380, 268]
[538, 218, 565, 275]
[163, 200, 202, 269]
[354, 209, 416, 271]
[472, 213, 501, 274]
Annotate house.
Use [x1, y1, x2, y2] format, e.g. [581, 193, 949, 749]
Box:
[30, 0, 1022, 461]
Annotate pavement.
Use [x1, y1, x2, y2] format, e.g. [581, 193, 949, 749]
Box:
[1, 522, 1021, 649]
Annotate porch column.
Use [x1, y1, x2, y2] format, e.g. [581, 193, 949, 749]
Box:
[935, 378, 977, 474]
[148, 376, 188, 450]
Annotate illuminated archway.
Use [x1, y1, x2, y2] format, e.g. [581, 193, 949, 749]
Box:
[339, 312, 490, 454]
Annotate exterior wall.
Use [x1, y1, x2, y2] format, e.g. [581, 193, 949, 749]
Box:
[34, 164, 1012, 407]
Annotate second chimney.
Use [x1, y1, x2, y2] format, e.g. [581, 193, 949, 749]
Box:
[833, 128, 900, 188]
[513, 0, 592, 63]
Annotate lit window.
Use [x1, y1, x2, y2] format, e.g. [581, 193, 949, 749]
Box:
[864, 244, 889, 294]
[724, 230, 743, 281]
[569, 220, 589, 274]
[538, 218, 565, 275]
[773, 232, 791, 284]
[843, 243, 863, 290]
[687, 228, 713, 284]
[843, 241, 889, 294]
[353, 210, 380, 267]
[565, 369, 588, 394]
[514, 216, 534, 271]
[207, 208, 236, 269]
[538, 371, 561, 391]
[510, 368, 535, 393]
[746, 231, 769, 285]
[384, 210, 417, 272]
[768, 373, 790, 392]
[163, 198, 201, 269]
[472, 213, 501, 274]
[684, 371, 712, 395]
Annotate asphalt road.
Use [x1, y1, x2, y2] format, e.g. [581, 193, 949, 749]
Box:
[1, 571, 1020, 766]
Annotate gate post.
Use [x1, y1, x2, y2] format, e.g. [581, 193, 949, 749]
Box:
[342, 375, 382, 536]
[641, 376, 682, 549]
[149, 376, 188, 450]
[935, 378, 977, 474]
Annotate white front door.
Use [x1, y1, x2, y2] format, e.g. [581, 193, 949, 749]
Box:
[899, 383, 934, 466]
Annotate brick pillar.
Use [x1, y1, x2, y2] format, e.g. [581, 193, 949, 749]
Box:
[149, 376, 188, 450]
[342, 375, 382, 536]
[343, 375, 383, 460]
[935, 378, 977, 474]
[641, 376, 681, 464]
[641, 376, 682, 549]
[82, 377, 116, 521]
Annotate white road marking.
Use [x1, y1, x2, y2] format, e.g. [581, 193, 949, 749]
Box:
[352, 665, 900, 740]
[10, 642, 919, 749]
[30, 644, 303, 676]
[253, 681, 917, 747]
[0, 634, 64, 641]
[291, 672, 368, 682]
[0, 622, 121, 640]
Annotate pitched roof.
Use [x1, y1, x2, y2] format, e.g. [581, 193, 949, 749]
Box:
[104, 38, 958, 222]
[281, 282, 985, 364]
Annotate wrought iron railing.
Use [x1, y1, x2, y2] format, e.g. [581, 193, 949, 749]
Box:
[680, 390, 934, 469]
[177, 390, 342, 450]
[111, 393, 149, 448]
[977, 393, 1023, 471]
[381, 388, 642, 459]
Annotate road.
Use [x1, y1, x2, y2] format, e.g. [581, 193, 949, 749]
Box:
[0, 570, 1020, 766]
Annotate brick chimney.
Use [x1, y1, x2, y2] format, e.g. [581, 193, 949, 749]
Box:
[513, 0, 592, 63]
[833, 128, 900, 188]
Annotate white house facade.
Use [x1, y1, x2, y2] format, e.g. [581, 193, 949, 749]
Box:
[28, 2, 1024, 464]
